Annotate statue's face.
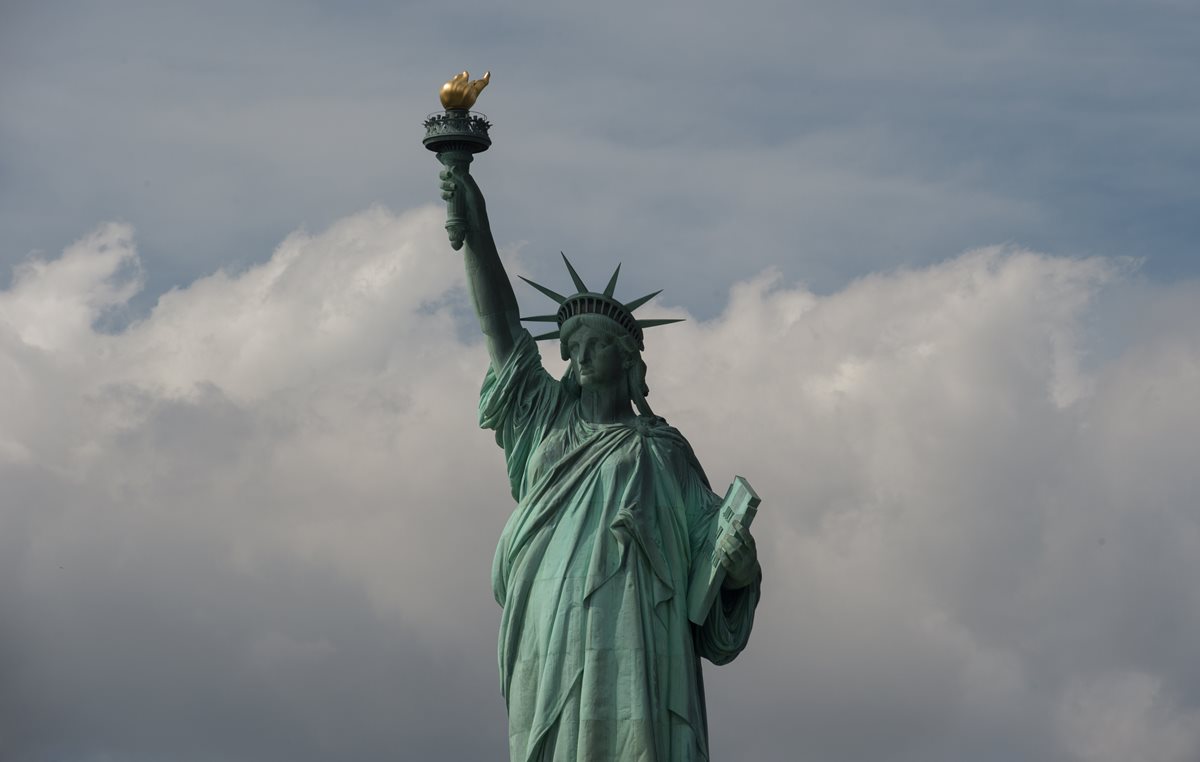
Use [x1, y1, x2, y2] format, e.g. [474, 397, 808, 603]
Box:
[566, 326, 625, 390]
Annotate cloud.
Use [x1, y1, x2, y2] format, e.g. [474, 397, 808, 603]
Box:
[2, 207, 1199, 761]
[4, 0, 1199, 315]
[1057, 671, 1200, 762]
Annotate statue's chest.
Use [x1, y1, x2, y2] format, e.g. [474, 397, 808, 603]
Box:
[526, 420, 642, 488]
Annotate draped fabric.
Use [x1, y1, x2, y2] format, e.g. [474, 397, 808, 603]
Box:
[481, 330, 760, 762]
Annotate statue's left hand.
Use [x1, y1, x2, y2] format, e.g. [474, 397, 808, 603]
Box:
[719, 520, 760, 590]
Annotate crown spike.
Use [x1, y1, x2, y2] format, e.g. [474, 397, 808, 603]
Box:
[560, 252, 589, 293]
[635, 318, 685, 328]
[518, 276, 568, 304]
[602, 263, 622, 298]
[522, 257, 681, 345]
[623, 290, 662, 313]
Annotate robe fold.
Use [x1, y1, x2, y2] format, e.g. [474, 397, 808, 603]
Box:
[480, 330, 760, 762]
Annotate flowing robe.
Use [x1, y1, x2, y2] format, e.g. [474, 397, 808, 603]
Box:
[481, 330, 760, 762]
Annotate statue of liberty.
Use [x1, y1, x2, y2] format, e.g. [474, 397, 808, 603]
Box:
[428, 73, 762, 761]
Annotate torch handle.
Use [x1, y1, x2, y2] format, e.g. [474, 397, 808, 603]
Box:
[437, 150, 474, 251]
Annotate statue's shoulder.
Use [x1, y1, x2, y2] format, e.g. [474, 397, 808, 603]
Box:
[633, 414, 675, 435]
[635, 415, 693, 453]
[634, 415, 712, 489]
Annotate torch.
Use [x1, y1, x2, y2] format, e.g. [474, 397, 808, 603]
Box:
[422, 71, 492, 250]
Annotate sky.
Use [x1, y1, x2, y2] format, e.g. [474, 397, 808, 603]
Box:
[1, 1, 1198, 760]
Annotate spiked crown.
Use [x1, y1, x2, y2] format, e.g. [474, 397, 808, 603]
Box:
[520, 254, 683, 360]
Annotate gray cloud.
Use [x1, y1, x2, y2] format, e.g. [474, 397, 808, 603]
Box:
[2, 208, 1198, 760]
[2, 0, 1198, 319]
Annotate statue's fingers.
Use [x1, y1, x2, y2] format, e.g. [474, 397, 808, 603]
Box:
[729, 530, 745, 547]
[721, 537, 744, 564]
[442, 191, 453, 200]
[729, 519, 751, 542]
[719, 538, 738, 562]
[729, 525, 748, 549]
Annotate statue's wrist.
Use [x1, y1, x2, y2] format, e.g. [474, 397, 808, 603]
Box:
[723, 561, 760, 590]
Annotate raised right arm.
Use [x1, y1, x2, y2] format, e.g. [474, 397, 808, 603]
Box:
[439, 161, 523, 372]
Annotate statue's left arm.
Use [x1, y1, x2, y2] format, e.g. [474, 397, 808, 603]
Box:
[696, 557, 761, 665]
[675, 446, 761, 665]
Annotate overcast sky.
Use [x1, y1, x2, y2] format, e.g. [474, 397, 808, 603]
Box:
[2, 2, 1199, 761]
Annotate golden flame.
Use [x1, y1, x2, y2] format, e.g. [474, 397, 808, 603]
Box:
[439, 70, 491, 110]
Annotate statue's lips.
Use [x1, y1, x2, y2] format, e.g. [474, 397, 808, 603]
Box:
[578, 368, 606, 384]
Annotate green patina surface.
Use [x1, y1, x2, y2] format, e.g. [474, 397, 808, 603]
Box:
[426, 80, 761, 759]
[483, 328, 759, 761]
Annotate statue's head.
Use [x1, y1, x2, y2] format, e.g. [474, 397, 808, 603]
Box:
[560, 314, 648, 401]
[520, 253, 683, 416]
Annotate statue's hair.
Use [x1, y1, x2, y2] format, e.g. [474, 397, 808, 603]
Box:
[559, 314, 651, 405]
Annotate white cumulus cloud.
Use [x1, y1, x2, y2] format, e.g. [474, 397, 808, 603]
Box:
[2, 207, 1198, 762]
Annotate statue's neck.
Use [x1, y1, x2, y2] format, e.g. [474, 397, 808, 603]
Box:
[578, 383, 636, 425]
